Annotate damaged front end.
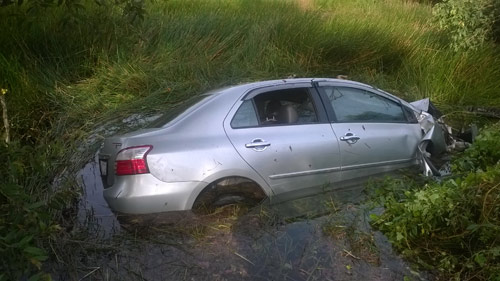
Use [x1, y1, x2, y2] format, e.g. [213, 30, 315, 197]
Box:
[411, 98, 450, 177]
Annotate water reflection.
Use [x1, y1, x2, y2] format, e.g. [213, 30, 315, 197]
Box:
[77, 154, 120, 238]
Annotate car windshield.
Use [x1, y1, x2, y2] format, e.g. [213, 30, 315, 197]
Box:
[148, 94, 211, 128]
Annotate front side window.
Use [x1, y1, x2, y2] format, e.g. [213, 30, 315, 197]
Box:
[322, 87, 406, 123]
[231, 87, 318, 128]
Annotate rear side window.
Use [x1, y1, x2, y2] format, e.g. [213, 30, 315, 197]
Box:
[231, 87, 318, 128]
[322, 87, 406, 123]
[231, 100, 259, 128]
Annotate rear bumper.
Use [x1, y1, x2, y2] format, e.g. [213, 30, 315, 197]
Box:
[103, 174, 207, 214]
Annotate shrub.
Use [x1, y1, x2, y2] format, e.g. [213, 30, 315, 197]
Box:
[371, 124, 500, 280]
[433, 0, 499, 51]
[453, 122, 500, 172]
[0, 142, 75, 280]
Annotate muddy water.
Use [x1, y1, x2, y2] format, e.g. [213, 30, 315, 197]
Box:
[71, 156, 429, 281]
[77, 154, 121, 237]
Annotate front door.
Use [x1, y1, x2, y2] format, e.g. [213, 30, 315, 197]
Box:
[317, 84, 422, 182]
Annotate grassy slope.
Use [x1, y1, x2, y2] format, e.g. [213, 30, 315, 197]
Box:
[66, 0, 500, 124]
[2, 0, 500, 140]
[0, 0, 500, 279]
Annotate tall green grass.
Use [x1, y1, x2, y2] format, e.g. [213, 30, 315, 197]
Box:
[60, 0, 500, 128]
[1, 0, 499, 141]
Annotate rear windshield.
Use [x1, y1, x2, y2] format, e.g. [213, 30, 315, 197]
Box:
[148, 94, 211, 128]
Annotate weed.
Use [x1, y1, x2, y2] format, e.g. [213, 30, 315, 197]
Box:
[434, 0, 499, 51]
[453, 122, 500, 172]
[0, 141, 77, 280]
[370, 124, 500, 280]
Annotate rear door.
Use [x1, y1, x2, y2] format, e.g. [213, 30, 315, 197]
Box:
[316, 82, 422, 183]
[224, 84, 342, 199]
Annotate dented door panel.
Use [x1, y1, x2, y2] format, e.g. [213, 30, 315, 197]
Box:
[331, 123, 421, 181]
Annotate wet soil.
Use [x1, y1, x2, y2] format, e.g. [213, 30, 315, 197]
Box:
[60, 155, 430, 281]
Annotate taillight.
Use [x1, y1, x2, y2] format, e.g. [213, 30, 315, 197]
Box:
[115, 145, 153, 176]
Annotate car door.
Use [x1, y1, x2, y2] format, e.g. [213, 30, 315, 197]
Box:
[224, 84, 342, 199]
[316, 82, 422, 183]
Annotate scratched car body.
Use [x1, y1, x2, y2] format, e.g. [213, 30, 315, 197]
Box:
[98, 78, 446, 214]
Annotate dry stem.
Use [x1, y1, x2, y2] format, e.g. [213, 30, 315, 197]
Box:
[0, 95, 9, 144]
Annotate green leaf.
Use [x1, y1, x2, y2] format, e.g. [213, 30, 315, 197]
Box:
[466, 224, 479, 232]
[429, 193, 440, 204]
[474, 253, 486, 267]
[27, 201, 45, 210]
[18, 235, 33, 246]
[24, 246, 46, 257]
[396, 232, 404, 241]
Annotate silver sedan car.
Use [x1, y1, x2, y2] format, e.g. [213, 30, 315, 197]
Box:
[98, 78, 446, 214]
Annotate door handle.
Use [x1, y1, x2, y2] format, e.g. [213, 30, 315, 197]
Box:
[340, 132, 360, 144]
[245, 138, 271, 151]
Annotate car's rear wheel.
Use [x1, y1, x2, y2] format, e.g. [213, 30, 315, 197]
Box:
[192, 177, 266, 214]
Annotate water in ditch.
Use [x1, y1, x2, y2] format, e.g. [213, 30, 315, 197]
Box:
[63, 153, 431, 281]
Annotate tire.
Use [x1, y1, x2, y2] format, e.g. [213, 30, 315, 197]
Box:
[192, 178, 266, 214]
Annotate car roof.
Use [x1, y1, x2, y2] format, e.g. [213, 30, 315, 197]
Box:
[156, 78, 410, 130]
[206, 78, 415, 115]
[211, 78, 373, 97]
